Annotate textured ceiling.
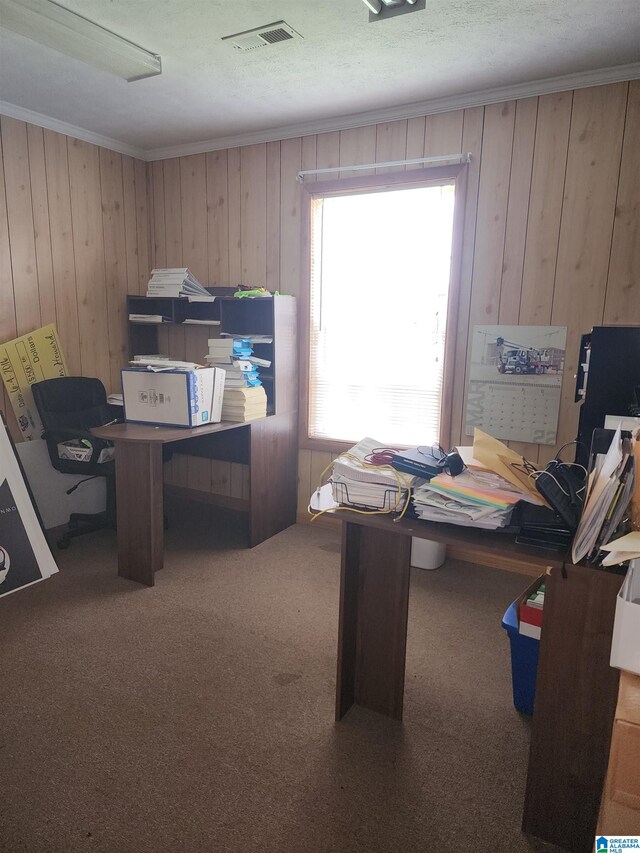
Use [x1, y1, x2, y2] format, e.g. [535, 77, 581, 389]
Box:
[0, 0, 639, 154]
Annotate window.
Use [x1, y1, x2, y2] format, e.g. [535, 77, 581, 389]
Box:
[302, 167, 464, 450]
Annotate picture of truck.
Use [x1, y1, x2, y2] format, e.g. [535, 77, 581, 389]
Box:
[495, 338, 563, 375]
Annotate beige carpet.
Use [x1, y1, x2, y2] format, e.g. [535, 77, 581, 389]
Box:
[0, 498, 564, 853]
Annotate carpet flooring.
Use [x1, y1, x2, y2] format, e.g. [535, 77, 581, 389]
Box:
[1, 499, 565, 853]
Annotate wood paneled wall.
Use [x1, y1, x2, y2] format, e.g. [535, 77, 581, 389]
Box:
[1, 81, 639, 518]
[0, 116, 151, 437]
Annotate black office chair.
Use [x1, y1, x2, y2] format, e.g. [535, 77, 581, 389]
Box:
[32, 376, 121, 549]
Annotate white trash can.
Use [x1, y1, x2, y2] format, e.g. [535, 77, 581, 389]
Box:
[411, 537, 446, 570]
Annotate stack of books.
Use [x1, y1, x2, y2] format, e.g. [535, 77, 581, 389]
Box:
[146, 268, 210, 298]
[205, 337, 263, 388]
[221, 386, 267, 422]
[205, 337, 268, 421]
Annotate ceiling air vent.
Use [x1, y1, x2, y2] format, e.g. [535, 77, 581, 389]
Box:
[222, 21, 302, 52]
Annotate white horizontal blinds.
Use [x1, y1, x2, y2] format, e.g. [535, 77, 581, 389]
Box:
[308, 183, 456, 446]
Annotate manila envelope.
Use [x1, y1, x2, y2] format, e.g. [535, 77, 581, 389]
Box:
[472, 428, 545, 505]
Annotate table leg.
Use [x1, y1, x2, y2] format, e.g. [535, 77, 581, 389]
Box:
[336, 522, 412, 721]
[114, 440, 164, 586]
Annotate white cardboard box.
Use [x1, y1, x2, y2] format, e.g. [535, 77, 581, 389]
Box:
[121, 367, 225, 427]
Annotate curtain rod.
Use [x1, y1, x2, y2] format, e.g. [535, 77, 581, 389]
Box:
[297, 152, 471, 182]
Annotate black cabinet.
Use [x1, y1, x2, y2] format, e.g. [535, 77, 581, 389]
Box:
[126, 291, 297, 418]
[575, 325, 640, 465]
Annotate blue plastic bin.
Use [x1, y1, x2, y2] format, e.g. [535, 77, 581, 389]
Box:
[501, 600, 540, 715]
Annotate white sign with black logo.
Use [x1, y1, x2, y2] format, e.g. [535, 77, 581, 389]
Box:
[0, 419, 58, 598]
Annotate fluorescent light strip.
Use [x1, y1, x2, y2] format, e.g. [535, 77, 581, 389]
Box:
[0, 0, 161, 82]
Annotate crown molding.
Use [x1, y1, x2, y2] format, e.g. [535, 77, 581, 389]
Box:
[146, 63, 640, 160]
[2, 63, 639, 162]
[0, 100, 147, 159]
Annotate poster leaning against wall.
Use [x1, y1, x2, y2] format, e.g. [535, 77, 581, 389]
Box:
[0, 416, 58, 598]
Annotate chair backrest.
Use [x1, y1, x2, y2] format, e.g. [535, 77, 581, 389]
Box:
[32, 376, 111, 433]
[31, 376, 115, 476]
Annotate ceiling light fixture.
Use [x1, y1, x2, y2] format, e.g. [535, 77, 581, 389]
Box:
[0, 0, 162, 82]
[361, 0, 425, 20]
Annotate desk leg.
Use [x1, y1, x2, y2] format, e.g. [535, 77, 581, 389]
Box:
[336, 522, 411, 721]
[114, 440, 164, 586]
[522, 565, 623, 852]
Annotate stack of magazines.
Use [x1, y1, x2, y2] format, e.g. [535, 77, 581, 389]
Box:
[146, 268, 210, 298]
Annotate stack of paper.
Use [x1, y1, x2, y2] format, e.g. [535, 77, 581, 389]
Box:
[600, 532, 640, 567]
[571, 426, 636, 564]
[146, 268, 209, 298]
[221, 386, 267, 422]
[129, 356, 204, 372]
[411, 479, 516, 529]
[330, 437, 418, 512]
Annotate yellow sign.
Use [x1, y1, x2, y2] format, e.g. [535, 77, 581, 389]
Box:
[0, 324, 68, 440]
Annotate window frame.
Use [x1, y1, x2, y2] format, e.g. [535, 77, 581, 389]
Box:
[299, 164, 468, 454]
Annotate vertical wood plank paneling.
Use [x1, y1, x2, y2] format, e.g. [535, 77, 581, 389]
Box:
[134, 158, 151, 295]
[266, 141, 281, 292]
[163, 159, 183, 267]
[180, 154, 208, 285]
[498, 97, 538, 324]
[497, 97, 539, 462]
[604, 80, 640, 325]
[375, 120, 407, 173]
[424, 111, 464, 157]
[240, 144, 267, 286]
[26, 125, 56, 328]
[0, 126, 18, 432]
[550, 83, 628, 452]
[2, 118, 41, 336]
[519, 92, 572, 324]
[458, 102, 515, 441]
[121, 156, 140, 296]
[227, 147, 242, 284]
[67, 138, 110, 387]
[315, 131, 340, 177]
[43, 130, 81, 374]
[280, 138, 302, 297]
[99, 148, 128, 393]
[405, 116, 426, 165]
[206, 149, 230, 285]
[151, 160, 166, 269]
[339, 126, 377, 178]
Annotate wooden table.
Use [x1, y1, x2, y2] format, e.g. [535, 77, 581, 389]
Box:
[92, 412, 297, 586]
[331, 511, 625, 853]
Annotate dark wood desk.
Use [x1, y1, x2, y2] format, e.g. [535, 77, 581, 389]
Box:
[92, 412, 297, 586]
[331, 511, 624, 853]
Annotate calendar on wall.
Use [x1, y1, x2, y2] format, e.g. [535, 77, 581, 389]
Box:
[464, 325, 567, 444]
